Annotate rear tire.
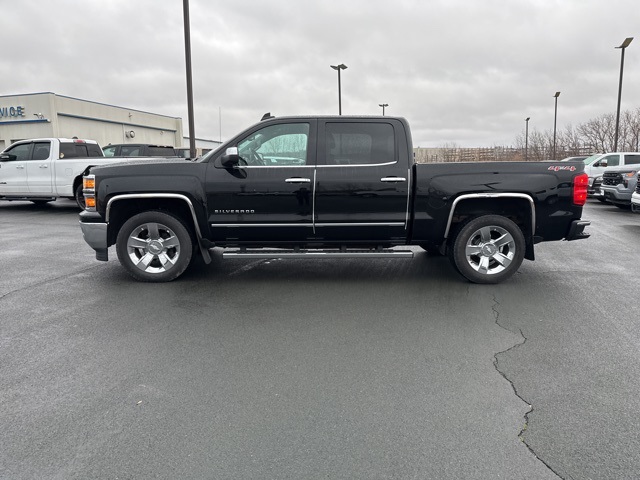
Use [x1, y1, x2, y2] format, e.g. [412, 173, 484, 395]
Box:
[116, 211, 193, 282]
[451, 215, 525, 284]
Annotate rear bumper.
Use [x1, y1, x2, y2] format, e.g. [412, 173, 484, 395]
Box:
[565, 220, 590, 241]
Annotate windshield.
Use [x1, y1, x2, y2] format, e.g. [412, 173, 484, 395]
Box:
[583, 154, 602, 165]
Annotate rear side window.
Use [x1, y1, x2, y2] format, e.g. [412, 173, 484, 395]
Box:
[59, 142, 102, 158]
[121, 146, 142, 156]
[625, 155, 640, 165]
[32, 141, 51, 160]
[147, 146, 176, 156]
[324, 123, 395, 165]
[87, 144, 103, 157]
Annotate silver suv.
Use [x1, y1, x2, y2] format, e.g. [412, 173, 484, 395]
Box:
[600, 164, 640, 209]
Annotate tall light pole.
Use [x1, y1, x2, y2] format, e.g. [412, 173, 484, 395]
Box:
[330, 64, 347, 115]
[379, 103, 388, 115]
[552, 91, 560, 160]
[614, 37, 633, 152]
[525, 117, 530, 161]
[182, 0, 196, 158]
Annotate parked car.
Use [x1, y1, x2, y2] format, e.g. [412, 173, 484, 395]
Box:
[102, 144, 178, 157]
[79, 115, 590, 284]
[600, 165, 640, 209]
[631, 179, 640, 213]
[583, 153, 640, 196]
[0, 138, 104, 207]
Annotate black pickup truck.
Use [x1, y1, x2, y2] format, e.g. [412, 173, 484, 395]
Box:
[79, 115, 590, 284]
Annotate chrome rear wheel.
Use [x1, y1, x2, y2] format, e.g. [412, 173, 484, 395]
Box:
[451, 215, 525, 284]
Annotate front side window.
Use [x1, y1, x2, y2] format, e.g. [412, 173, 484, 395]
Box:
[237, 123, 309, 166]
[601, 154, 620, 167]
[103, 146, 117, 157]
[325, 123, 395, 165]
[4, 142, 32, 161]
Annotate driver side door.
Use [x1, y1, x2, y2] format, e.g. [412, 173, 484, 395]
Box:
[205, 120, 317, 243]
[0, 142, 31, 194]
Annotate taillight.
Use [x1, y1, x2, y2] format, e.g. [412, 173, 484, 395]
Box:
[573, 173, 588, 206]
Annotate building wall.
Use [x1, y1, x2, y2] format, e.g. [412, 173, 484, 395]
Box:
[0, 92, 184, 150]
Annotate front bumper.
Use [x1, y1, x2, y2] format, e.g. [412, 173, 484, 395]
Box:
[600, 185, 632, 204]
[79, 220, 109, 261]
[565, 220, 591, 241]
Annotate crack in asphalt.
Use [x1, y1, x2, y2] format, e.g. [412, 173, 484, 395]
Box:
[491, 295, 564, 480]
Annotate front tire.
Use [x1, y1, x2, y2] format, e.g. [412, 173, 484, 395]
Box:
[451, 215, 525, 284]
[75, 184, 85, 210]
[116, 211, 193, 282]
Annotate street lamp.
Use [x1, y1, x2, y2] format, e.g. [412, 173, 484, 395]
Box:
[330, 64, 347, 115]
[525, 117, 530, 161]
[182, 0, 196, 159]
[552, 91, 560, 160]
[614, 37, 633, 152]
[379, 103, 388, 115]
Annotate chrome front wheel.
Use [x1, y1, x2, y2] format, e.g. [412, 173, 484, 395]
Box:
[116, 211, 193, 282]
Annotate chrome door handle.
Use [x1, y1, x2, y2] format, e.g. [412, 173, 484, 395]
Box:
[285, 177, 311, 183]
[380, 176, 406, 182]
[16, 165, 25, 169]
[39, 165, 49, 169]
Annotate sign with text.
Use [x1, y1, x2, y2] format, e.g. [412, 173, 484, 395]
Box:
[0, 106, 26, 119]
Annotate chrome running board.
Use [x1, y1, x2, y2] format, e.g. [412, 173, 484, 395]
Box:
[222, 248, 414, 259]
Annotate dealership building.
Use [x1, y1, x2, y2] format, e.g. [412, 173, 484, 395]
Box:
[0, 92, 219, 152]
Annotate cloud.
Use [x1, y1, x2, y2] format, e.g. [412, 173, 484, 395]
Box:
[2, 0, 638, 147]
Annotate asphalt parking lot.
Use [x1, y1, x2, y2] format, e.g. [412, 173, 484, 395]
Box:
[1, 199, 639, 479]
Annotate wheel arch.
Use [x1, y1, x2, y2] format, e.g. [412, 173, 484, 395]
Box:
[105, 193, 211, 263]
[445, 193, 535, 260]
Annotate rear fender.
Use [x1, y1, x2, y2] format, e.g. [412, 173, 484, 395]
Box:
[445, 193, 535, 261]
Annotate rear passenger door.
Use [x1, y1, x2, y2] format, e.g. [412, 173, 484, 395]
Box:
[26, 141, 53, 194]
[313, 120, 410, 243]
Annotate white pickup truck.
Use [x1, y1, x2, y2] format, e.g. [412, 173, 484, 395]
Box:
[0, 138, 175, 208]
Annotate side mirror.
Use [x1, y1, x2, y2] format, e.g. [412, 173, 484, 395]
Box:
[598, 160, 608, 167]
[0, 153, 17, 161]
[221, 147, 240, 167]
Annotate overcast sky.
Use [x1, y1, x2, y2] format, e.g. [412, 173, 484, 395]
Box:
[3, 0, 639, 147]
